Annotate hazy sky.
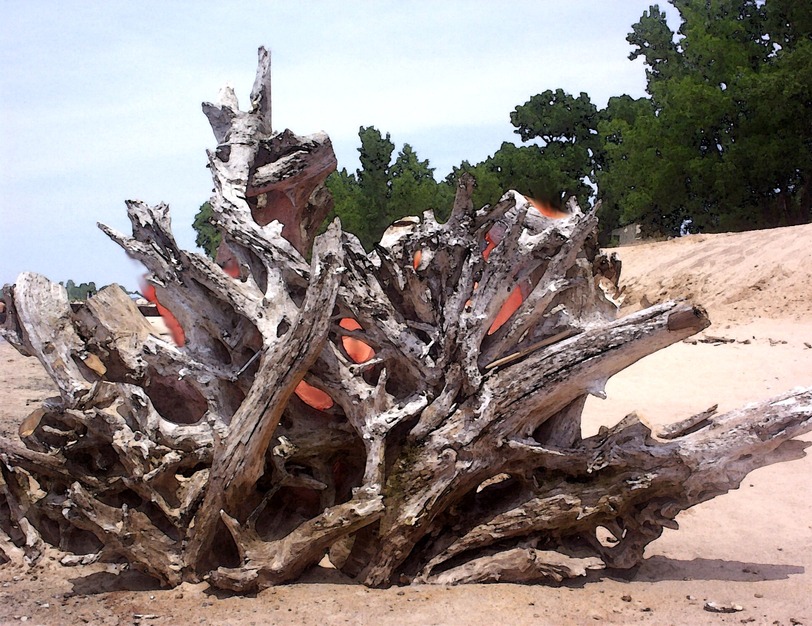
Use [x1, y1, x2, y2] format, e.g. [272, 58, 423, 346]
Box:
[1, 1, 678, 291]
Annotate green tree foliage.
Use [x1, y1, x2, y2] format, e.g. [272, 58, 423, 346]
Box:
[447, 0, 810, 240]
[446, 161, 504, 210]
[489, 142, 585, 206]
[597, 0, 812, 236]
[506, 89, 598, 207]
[389, 144, 446, 222]
[444, 89, 599, 220]
[594, 95, 655, 237]
[510, 89, 599, 147]
[192, 201, 221, 258]
[627, 5, 685, 84]
[61, 280, 98, 301]
[356, 126, 395, 241]
[327, 127, 453, 249]
[325, 167, 365, 237]
[765, 0, 812, 48]
[727, 9, 812, 226]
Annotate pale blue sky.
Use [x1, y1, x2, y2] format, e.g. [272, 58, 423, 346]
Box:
[1, 1, 678, 290]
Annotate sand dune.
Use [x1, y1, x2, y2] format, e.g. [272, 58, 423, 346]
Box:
[610, 222, 812, 325]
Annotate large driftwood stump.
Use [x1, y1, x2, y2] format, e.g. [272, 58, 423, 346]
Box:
[1, 48, 811, 592]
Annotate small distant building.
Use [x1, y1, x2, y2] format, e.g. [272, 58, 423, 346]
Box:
[611, 224, 642, 246]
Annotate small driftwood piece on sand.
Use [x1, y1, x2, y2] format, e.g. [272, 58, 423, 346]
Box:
[1, 48, 811, 592]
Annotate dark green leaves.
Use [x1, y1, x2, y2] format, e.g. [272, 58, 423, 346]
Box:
[192, 201, 221, 258]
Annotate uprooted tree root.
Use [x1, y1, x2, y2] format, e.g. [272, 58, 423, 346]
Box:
[1, 48, 810, 592]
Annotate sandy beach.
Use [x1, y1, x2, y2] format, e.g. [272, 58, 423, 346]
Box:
[1, 224, 811, 625]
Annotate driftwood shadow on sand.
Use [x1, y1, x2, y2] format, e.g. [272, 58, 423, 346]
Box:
[67, 555, 803, 598]
[68, 569, 164, 596]
[605, 555, 804, 583]
[67, 561, 359, 597]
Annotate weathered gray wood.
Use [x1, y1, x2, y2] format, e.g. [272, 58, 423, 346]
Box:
[1, 273, 93, 407]
[414, 387, 812, 582]
[425, 549, 603, 585]
[183, 223, 345, 572]
[1, 47, 811, 592]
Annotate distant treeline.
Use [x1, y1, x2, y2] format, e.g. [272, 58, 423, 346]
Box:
[194, 0, 811, 254]
[60, 280, 136, 302]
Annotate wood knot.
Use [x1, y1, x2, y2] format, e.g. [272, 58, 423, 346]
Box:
[666, 305, 710, 332]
